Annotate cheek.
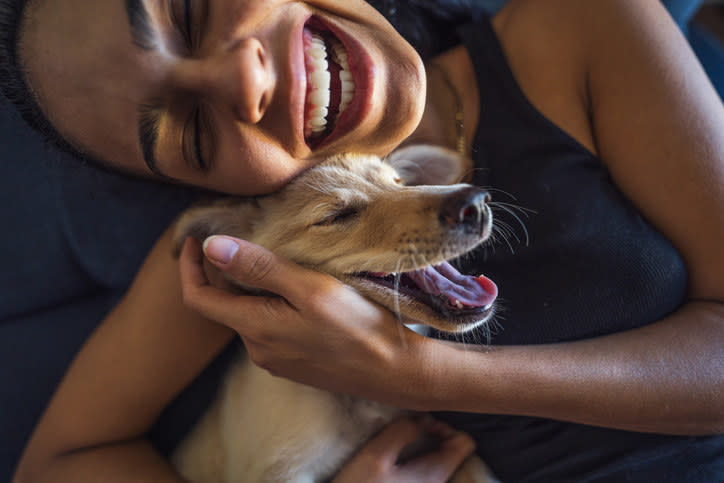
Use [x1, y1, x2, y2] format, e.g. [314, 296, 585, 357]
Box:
[210, 133, 308, 195]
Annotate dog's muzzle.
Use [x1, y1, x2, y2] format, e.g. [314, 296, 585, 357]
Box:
[440, 187, 491, 237]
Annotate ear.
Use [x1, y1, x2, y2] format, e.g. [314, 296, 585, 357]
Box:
[386, 144, 472, 186]
[171, 198, 260, 257]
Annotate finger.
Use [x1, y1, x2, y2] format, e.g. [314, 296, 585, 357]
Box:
[202, 235, 335, 305]
[178, 237, 210, 290]
[359, 417, 426, 467]
[401, 430, 476, 482]
[178, 237, 295, 329]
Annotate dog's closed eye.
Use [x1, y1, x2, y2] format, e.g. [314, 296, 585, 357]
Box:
[313, 207, 360, 226]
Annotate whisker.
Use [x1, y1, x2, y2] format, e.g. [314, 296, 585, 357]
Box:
[490, 200, 535, 216]
[393, 259, 408, 350]
[460, 166, 489, 183]
[489, 202, 532, 247]
[491, 224, 516, 253]
[483, 187, 522, 202]
[493, 219, 521, 243]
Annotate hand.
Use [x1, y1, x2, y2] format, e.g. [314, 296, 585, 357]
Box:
[178, 236, 435, 408]
[333, 417, 476, 483]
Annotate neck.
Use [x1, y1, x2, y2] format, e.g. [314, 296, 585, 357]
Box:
[405, 46, 480, 156]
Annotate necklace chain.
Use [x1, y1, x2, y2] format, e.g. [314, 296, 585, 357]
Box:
[428, 62, 466, 155]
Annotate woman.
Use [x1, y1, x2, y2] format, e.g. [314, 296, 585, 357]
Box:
[3, 0, 723, 481]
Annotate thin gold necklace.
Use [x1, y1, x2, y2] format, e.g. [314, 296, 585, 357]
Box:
[428, 61, 466, 155]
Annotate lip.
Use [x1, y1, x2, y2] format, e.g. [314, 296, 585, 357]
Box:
[289, 15, 309, 153]
[301, 16, 374, 150]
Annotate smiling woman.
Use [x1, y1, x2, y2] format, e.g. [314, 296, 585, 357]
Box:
[3, 0, 724, 482]
[19, 0, 425, 194]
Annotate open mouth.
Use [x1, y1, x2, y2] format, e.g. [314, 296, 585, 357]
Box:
[354, 261, 498, 317]
[302, 18, 356, 148]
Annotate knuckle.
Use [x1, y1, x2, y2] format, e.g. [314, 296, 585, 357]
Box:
[242, 250, 276, 285]
[367, 457, 389, 479]
[304, 278, 344, 311]
[304, 287, 330, 310]
[180, 284, 202, 312]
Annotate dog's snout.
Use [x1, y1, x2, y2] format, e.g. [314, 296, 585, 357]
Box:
[440, 187, 491, 233]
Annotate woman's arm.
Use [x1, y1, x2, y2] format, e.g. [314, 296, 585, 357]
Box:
[180, 0, 723, 435]
[14, 229, 477, 482]
[183, 242, 723, 435]
[13, 227, 237, 482]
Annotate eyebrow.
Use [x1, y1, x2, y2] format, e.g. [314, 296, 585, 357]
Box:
[125, 0, 157, 51]
[126, 0, 170, 178]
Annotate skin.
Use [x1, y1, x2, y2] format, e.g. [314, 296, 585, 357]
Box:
[13, 0, 724, 481]
[21, 0, 426, 194]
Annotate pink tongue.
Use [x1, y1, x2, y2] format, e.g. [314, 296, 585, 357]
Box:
[406, 262, 498, 308]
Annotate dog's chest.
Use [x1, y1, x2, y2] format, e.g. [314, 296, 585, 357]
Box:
[174, 355, 400, 482]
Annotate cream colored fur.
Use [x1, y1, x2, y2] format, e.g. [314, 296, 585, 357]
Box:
[171, 146, 499, 482]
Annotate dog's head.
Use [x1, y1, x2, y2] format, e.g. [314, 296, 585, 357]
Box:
[174, 145, 497, 334]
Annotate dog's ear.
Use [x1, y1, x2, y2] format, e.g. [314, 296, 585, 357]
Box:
[171, 198, 260, 257]
[386, 144, 471, 186]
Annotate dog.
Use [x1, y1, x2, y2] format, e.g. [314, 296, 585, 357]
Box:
[171, 145, 500, 482]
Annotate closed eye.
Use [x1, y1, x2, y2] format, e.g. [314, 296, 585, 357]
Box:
[182, 106, 212, 171]
[313, 207, 360, 226]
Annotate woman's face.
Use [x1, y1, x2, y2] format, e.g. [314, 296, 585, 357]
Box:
[22, 0, 425, 195]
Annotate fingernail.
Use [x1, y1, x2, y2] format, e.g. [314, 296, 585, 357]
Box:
[203, 236, 239, 264]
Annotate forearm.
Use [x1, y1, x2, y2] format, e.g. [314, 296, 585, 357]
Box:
[14, 229, 235, 481]
[14, 439, 184, 483]
[421, 301, 724, 434]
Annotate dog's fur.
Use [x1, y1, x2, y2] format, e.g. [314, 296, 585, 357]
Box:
[171, 145, 499, 482]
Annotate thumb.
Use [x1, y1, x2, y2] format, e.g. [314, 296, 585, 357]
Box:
[202, 235, 325, 304]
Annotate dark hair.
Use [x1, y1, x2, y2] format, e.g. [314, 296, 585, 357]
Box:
[0, 0, 100, 164]
[0, 0, 480, 164]
[367, 0, 481, 59]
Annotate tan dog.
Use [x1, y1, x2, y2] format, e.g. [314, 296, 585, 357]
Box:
[171, 145, 499, 482]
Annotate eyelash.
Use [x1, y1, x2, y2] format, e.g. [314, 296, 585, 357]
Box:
[173, 0, 214, 172]
[182, 106, 216, 172]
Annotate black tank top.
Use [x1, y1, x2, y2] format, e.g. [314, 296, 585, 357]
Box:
[435, 16, 724, 482]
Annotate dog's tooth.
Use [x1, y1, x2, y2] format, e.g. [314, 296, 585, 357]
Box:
[455, 300, 464, 309]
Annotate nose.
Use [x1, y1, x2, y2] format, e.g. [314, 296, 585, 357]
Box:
[179, 37, 275, 124]
[440, 187, 491, 235]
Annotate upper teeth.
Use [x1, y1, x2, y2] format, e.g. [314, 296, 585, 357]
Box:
[306, 32, 356, 135]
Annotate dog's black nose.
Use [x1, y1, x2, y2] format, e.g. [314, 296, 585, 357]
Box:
[440, 187, 491, 234]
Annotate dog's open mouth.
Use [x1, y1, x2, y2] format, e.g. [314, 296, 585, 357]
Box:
[354, 261, 498, 316]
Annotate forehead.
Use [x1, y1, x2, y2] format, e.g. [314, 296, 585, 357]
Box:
[21, 0, 165, 174]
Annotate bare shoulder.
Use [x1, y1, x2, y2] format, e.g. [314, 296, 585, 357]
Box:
[496, 0, 724, 302]
[488, 0, 602, 154]
[493, 0, 674, 40]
